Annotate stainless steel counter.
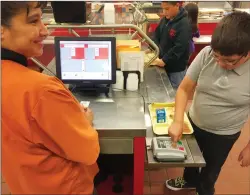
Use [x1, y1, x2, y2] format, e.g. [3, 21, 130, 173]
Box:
[73, 92, 146, 154]
[143, 67, 175, 103]
[143, 67, 206, 168]
[73, 66, 175, 139]
[73, 93, 146, 138]
[71, 67, 174, 154]
[43, 59, 147, 154]
[193, 35, 211, 44]
[73, 67, 205, 167]
[42, 60, 205, 166]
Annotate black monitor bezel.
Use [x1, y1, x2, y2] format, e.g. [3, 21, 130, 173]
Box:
[54, 36, 116, 85]
[51, 1, 86, 24]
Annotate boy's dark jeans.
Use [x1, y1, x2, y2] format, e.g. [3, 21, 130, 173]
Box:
[184, 116, 241, 195]
[93, 188, 98, 195]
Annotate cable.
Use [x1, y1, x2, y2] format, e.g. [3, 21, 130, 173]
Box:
[69, 84, 77, 93]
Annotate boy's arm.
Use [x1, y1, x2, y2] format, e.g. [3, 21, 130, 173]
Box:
[168, 47, 210, 142]
[238, 117, 250, 167]
[172, 47, 208, 123]
[161, 24, 190, 67]
[31, 79, 100, 165]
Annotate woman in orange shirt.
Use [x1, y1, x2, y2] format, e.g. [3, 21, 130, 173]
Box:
[1, 2, 100, 194]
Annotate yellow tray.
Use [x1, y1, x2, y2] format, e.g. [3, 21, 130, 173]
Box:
[148, 102, 194, 135]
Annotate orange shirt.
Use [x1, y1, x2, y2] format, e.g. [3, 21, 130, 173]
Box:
[2, 60, 100, 194]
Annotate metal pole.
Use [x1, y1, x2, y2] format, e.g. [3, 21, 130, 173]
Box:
[30, 57, 56, 76]
[46, 24, 159, 67]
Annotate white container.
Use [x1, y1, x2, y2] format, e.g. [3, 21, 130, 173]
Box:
[112, 71, 124, 91]
[104, 3, 115, 24]
[126, 73, 139, 91]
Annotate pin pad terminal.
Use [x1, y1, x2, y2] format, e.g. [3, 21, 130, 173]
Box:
[151, 137, 187, 162]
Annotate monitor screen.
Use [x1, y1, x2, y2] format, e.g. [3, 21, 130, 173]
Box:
[55, 37, 116, 85]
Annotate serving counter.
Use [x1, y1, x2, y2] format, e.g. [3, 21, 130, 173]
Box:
[73, 92, 146, 154]
[143, 68, 205, 169]
[73, 86, 147, 195]
[44, 63, 206, 194]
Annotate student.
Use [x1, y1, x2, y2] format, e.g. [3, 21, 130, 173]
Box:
[166, 11, 250, 195]
[152, 1, 192, 89]
[1, 2, 100, 194]
[184, 2, 200, 55]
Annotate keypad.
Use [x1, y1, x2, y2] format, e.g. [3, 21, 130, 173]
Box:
[157, 139, 185, 151]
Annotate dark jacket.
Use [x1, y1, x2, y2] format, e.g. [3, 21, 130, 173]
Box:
[154, 8, 192, 73]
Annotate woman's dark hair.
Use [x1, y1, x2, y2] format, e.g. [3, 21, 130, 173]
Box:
[184, 3, 199, 33]
[211, 11, 250, 56]
[1, 1, 47, 27]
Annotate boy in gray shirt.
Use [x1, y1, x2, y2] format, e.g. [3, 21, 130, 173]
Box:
[166, 11, 250, 195]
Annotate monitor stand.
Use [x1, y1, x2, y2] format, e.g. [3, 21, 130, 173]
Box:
[70, 84, 110, 96]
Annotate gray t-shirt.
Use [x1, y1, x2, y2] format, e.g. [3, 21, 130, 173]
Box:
[186, 46, 250, 135]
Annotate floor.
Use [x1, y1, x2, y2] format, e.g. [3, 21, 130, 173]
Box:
[143, 109, 250, 195]
[2, 103, 250, 195]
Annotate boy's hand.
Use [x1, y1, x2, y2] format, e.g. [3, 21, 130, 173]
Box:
[151, 58, 165, 67]
[145, 49, 152, 54]
[168, 121, 183, 144]
[238, 142, 250, 167]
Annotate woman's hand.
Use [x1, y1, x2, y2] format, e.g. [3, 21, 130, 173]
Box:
[84, 107, 94, 125]
[80, 104, 94, 125]
[238, 142, 250, 167]
[168, 121, 183, 143]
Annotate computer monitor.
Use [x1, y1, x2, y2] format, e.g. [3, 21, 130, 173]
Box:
[54, 37, 116, 87]
[51, 1, 86, 24]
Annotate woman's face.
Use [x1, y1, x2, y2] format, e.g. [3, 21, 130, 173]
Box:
[1, 3, 48, 58]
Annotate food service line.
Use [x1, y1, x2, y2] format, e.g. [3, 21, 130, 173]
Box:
[43, 60, 205, 195]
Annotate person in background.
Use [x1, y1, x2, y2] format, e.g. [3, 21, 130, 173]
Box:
[152, 1, 192, 90]
[1, 2, 100, 194]
[184, 2, 200, 56]
[166, 11, 250, 195]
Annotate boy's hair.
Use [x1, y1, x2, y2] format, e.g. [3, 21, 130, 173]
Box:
[211, 11, 250, 56]
[1, 1, 47, 27]
[184, 3, 198, 33]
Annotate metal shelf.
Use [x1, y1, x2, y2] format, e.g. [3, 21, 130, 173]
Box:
[32, 25, 159, 73]
[32, 2, 159, 74]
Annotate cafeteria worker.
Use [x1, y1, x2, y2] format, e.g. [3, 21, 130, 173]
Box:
[1, 1, 100, 194]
